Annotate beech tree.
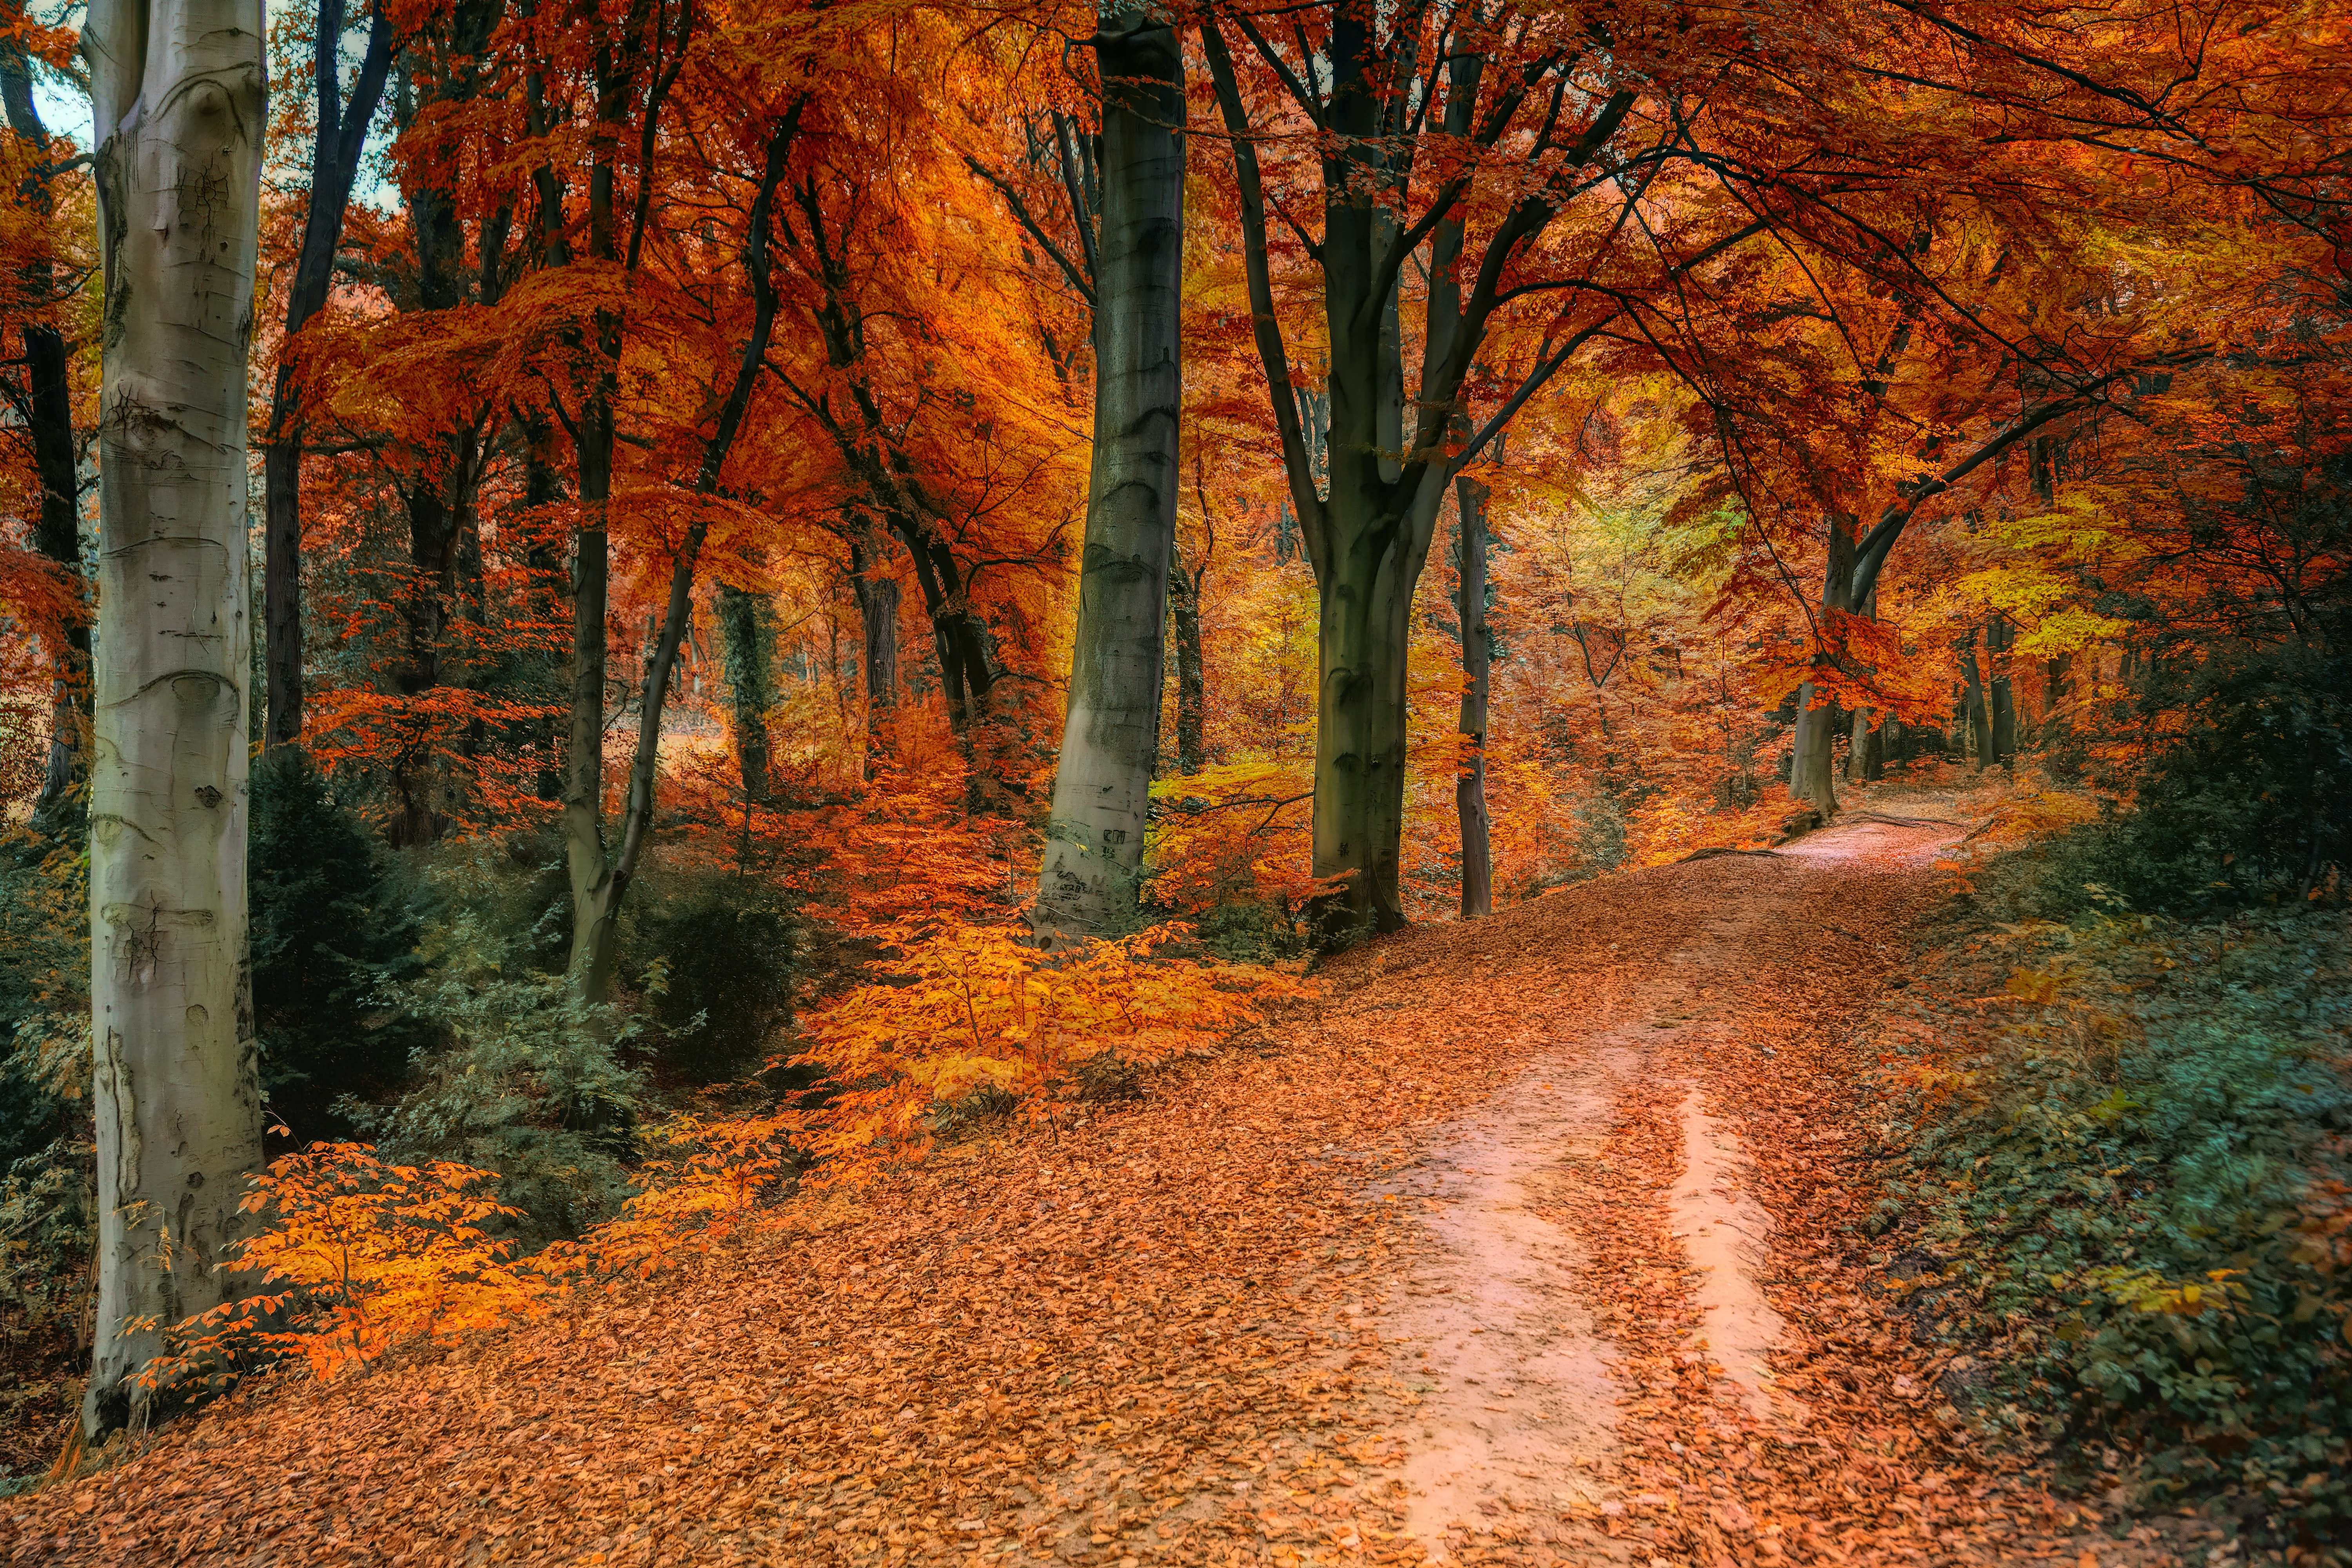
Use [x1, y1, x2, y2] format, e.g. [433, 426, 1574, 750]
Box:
[1033, 5, 1185, 944]
[80, 0, 268, 1435]
[1199, 1, 1773, 938]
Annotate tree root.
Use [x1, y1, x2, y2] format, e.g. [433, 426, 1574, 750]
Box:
[1847, 811, 1966, 829]
[1677, 846, 1789, 862]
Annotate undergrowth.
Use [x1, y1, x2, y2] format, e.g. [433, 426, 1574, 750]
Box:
[1867, 823, 2352, 1548]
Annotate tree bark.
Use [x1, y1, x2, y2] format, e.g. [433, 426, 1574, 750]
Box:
[1202, 19, 1641, 943]
[262, 0, 396, 749]
[1033, 6, 1184, 944]
[848, 531, 901, 752]
[1959, 627, 1992, 769]
[716, 581, 774, 803]
[1987, 617, 2016, 763]
[1168, 538, 1207, 775]
[1455, 470, 1493, 919]
[0, 20, 91, 829]
[1789, 517, 1857, 817]
[564, 74, 792, 1002]
[81, 0, 267, 1437]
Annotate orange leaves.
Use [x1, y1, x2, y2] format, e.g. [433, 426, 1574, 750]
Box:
[791, 921, 1317, 1173]
[141, 1143, 554, 1390]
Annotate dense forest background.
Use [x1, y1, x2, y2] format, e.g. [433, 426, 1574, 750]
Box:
[0, 0, 2346, 1537]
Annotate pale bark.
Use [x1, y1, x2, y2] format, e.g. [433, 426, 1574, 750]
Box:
[82, 0, 267, 1437]
[1033, 7, 1184, 944]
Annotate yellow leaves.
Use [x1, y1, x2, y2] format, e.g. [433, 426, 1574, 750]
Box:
[2004, 967, 2069, 1005]
[791, 920, 1319, 1175]
[140, 1143, 554, 1391]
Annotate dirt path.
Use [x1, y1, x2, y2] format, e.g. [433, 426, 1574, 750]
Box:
[9, 804, 2149, 1568]
[1340, 811, 1961, 1564]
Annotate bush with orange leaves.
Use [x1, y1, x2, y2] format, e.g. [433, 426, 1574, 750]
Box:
[787, 921, 1316, 1172]
[141, 927, 1294, 1389]
[137, 1144, 555, 1394]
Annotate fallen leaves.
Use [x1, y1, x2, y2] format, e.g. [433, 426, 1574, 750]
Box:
[0, 798, 2231, 1566]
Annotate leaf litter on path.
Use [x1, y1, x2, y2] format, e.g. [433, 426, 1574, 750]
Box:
[2, 804, 2206, 1566]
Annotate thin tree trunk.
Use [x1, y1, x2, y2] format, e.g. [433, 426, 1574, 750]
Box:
[81, 0, 267, 1437]
[263, 0, 396, 749]
[0, 25, 90, 829]
[1168, 543, 1207, 775]
[565, 80, 793, 1002]
[2042, 652, 2073, 742]
[1988, 617, 2016, 763]
[1959, 628, 1992, 770]
[1033, 5, 1185, 943]
[1455, 470, 1493, 920]
[1842, 583, 1879, 785]
[849, 534, 901, 754]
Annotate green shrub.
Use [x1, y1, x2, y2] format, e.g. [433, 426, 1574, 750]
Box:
[1191, 896, 1308, 964]
[249, 748, 433, 1143]
[1885, 903, 2351, 1538]
[345, 913, 644, 1246]
[0, 832, 85, 1174]
[624, 866, 795, 1085]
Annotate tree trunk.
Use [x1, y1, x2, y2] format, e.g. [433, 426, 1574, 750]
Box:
[81, 0, 267, 1437]
[0, 28, 91, 830]
[1789, 518, 1857, 817]
[1455, 471, 1493, 919]
[1842, 583, 1879, 786]
[2042, 652, 2073, 742]
[1959, 628, 1992, 769]
[850, 542, 901, 751]
[1987, 618, 2016, 763]
[1168, 545, 1206, 775]
[1033, 6, 1184, 944]
[262, 0, 396, 749]
[716, 581, 774, 802]
[564, 74, 789, 1002]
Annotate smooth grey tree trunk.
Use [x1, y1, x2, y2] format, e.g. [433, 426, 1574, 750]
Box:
[1033, 7, 1184, 944]
[82, 0, 268, 1437]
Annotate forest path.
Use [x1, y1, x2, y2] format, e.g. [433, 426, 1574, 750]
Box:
[9, 798, 2160, 1568]
[1337, 809, 1963, 1565]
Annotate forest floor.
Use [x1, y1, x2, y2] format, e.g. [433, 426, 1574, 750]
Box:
[1, 798, 2241, 1566]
